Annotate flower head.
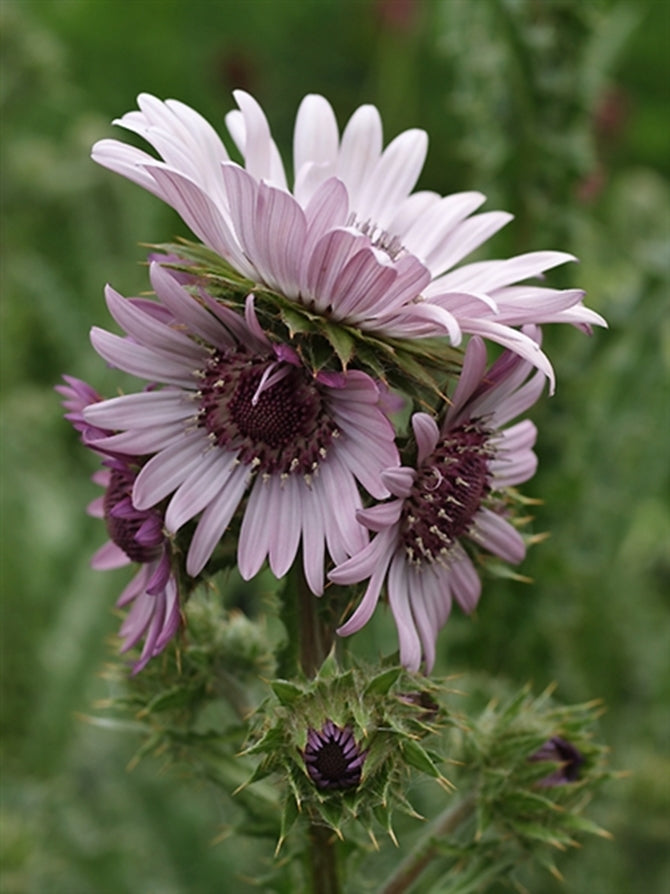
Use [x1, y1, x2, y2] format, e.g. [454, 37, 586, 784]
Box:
[92, 92, 605, 388]
[57, 376, 181, 673]
[83, 263, 399, 595]
[529, 736, 585, 787]
[302, 721, 367, 791]
[330, 332, 545, 671]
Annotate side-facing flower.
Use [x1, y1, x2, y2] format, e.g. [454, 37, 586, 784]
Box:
[56, 377, 181, 673]
[92, 92, 605, 386]
[330, 331, 545, 672]
[83, 262, 399, 595]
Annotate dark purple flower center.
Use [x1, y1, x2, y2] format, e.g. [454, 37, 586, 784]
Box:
[103, 466, 164, 564]
[197, 350, 338, 476]
[400, 420, 491, 565]
[303, 723, 365, 791]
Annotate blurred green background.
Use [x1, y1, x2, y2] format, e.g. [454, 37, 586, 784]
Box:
[1, 0, 668, 891]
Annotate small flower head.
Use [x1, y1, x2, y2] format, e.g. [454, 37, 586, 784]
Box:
[303, 721, 366, 791]
[330, 332, 545, 671]
[529, 736, 585, 787]
[243, 659, 449, 844]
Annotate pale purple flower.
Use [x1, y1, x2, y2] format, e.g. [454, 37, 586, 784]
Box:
[57, 377, 181, 673]
[83, 262, 399, 595]
[329, 332, 545, 672]
[302, 721, 367, 791]
[92, 92, 606, 388]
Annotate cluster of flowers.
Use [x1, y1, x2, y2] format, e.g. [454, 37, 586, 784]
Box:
[61, 92, 605, 674]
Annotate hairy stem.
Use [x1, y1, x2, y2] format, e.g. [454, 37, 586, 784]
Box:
[377, 794, 476, 894]
[293, 559, 340, 893]
[297, 561, 334, 678]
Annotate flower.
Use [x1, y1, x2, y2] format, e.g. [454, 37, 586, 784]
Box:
[329, 332, 545, 672]
[83, 262, 399, 595]
[529, 736, 585, 787]
[92, 92, 606, 388]
[56, 377, 181, 673]
[302, 721, 367, 791]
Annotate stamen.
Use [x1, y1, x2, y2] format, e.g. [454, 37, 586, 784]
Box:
[400, 420, 492, 567]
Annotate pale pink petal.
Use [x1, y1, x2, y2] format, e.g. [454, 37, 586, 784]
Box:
[165, 450, 238, 532]
[91, 540, 129, 570]
[358, 129, 428, 227]
[426, 211, 513, 274]
[237, 476, 274, 580]
[334, 529, 398, 633]
[356, 499, 404, 532]
[301, 493, 326, 595]
[84, 390, 193, 430]
[411, 413, 440, 465]
[149, 262, 235, 347]
[444, 336, 488, 423]
[91, 140, 164, 197]
[90, 328, 196, 388]
[449, 551, 481, 615]
[387, 553, 422, 671]
[381, 466, 416, 498]
[268, 475, 303, 579]
[132, 434, 208, 510]
[471, 508, 526, 563]
[253, 181, 307, 296]
[186, 463, 249, 576]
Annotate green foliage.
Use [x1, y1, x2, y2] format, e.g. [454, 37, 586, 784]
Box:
[153, 239, 464, 404]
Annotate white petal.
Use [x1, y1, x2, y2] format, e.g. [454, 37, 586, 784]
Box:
[337, 104, 383, 204]
[293, 94, 339, 194]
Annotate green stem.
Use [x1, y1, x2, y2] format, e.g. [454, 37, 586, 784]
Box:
[297, 561, 334, 678]
[308, 821, 341, 894]
[377, 795, 476, 894]
[289, 559, 341, 893]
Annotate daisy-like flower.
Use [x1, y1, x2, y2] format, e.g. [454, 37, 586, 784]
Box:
[56, 377, 181, 673]
[92, 91, 606, 388]
[302, 721, 367, 791]
[83, 262, 399, 595]
[329, 332, 545, 672]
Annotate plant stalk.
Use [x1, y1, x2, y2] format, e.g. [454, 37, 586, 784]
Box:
[294, 559, 341, 893]
[377, 794, 476, 894]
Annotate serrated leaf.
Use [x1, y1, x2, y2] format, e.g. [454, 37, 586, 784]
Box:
[509, 819, 573, 849]
[139, 685, 197, 716]
[275, 796, 300, 855]
[320, 320, 356, 368]
[561, 813, 613, 839]
[402, 738, 443, 779]
[242, 725, 285, 756]
[364, 666, 403, 697]
[279, 303, 318, 337]
[270, 679, 304, 706]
